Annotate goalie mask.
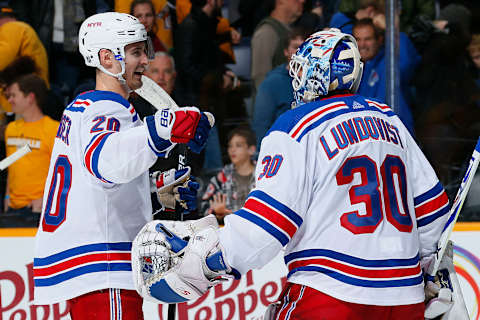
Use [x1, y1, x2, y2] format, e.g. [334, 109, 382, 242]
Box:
[79, 12, 154, 83]
[289, 28, 363, 108]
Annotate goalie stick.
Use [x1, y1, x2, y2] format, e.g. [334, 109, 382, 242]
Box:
[0, 144, 32, 170]
[428, 136, 480, 277]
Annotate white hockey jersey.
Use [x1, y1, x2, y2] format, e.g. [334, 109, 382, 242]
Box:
[34, 90, 161, 304]
[219, 93, 450, 306]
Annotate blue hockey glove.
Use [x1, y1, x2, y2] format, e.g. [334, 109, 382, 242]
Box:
[187, 112, 215, 153]
[175, 178, 200, 212]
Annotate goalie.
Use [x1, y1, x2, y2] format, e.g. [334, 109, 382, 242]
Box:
[132, 29, 469, 319]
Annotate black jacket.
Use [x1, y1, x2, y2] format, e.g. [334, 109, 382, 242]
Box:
[173, 6, 223, 106]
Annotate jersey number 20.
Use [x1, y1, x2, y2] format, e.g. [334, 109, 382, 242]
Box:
[336, 155, 412, 234]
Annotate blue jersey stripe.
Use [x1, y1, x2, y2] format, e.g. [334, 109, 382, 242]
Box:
[284, 249, 419, 267]
[287, 266, 423, 288]
[235, 209, 289, 246]
[34, 242, 132, 266]
[34, 263, 132, 286]
[417, 205, 450, 228]
[248, 190, 303, 227]
[414, 182, 443, 206]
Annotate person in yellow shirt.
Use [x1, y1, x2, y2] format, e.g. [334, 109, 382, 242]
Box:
[3, 74, 58, 227]
[0, 6, 49, 115]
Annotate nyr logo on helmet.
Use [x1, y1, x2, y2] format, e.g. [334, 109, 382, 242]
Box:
[87, 22, 102, 27]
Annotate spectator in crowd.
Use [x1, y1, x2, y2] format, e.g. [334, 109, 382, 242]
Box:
[412, 4, 480, 184]
[130, 0, 168, 52]
[468, 34, 480, 86]
[293, 0, 327, 34]
[117, 0, 175, 49]
[2, 74, 58, 226]
[252, 28, 307, 148]
[353, 18, 419, 135]
[201, 126, 256, 224]
[175, 0, 242, 64]
[0, 5, 49, 115]
[251, 0, 305, 89]
[335, 0, 435, 33]
[329, 0, 384, 35]
[174, 0, 228, 106]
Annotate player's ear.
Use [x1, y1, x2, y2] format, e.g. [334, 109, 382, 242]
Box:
[99, 49, 114, 68]
[248, 145, 256, 156]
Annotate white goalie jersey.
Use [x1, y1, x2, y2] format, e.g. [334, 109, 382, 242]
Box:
[33, 91, 160, 304]
[219, 94, 450, 306]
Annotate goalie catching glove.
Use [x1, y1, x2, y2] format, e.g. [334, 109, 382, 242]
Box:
[151, 167, 199, 212]
[131, 215, 236, 303]
[145, 107, 215, 155]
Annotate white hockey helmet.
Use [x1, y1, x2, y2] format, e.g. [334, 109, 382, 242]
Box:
[289, 28, 363, 108]
[79, 12, 154, 82]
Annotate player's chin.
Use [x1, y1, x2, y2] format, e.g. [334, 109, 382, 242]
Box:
[128, 77, 143, 90]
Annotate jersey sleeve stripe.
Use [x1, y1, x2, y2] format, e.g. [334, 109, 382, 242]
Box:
[248, 190, 303, 226]
[417, 205, 450, 228]
[414, 181, 443, 206]
[415, 191, 449, 218]
[84, 132, 114, 183]
[235, 209, 290, 246]
[243, 198, 298, 238]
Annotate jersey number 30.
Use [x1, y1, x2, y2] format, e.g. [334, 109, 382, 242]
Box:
[336, 155, 412, 234]
[42, 155, 72, 232]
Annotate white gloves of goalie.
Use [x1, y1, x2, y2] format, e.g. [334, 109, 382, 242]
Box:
[151, 166, 199, 212]
[132, 215, 235, 303]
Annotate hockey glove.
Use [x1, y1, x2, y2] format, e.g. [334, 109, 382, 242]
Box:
[152, 167, 199, 212]
[423, 241, 469, 319]
[145, 107, 215, 155]
[187, 113, 215, 153]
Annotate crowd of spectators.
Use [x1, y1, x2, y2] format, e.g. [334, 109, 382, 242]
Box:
[0, 0, 479, 227]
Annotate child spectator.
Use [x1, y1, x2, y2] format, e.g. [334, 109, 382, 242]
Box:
[201, 127, 256, 224]
[2, 74, 59, 226]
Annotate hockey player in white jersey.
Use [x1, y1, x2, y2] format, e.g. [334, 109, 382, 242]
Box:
[33, 12, 214, 319]
[132, 29, 460, 319]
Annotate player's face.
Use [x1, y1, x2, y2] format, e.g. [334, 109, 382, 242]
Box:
[124, 42, 149, 90]
[133, 3, 155, 32]
[228, 135, 254, 166]
[6, 83, 30, 114]
[144, 55, 176, 95]
[353, 25, 380, 62]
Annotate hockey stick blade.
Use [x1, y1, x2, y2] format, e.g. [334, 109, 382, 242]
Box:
[0, 144, 32, 171]
[135, 75, 215, 127]
[428, 137, 480, 277]
[135, 75, 179, 110]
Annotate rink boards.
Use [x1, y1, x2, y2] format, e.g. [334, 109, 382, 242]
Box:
[1, 223, 480, 320]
